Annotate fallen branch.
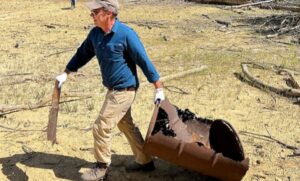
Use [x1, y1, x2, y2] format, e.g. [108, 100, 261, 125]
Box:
[241, 14, 300, 43]
[227, 0, 274, 9]
[0, 95, 91, 116]
[278, 25, 300, 34]
[159, 66, 207, 82]
[0, 75, 53, 86]
[278, 69, 300, 89]
[273, 66, 300, 76]
[122, 20, 168, 29]
[260, 4, 300, 13]
[239, 131, 298, 151]
[241, 63, 300, 97]
[0, 125, 44, 132]
[164, 85, 190, 95]
[0, 73, 33, 78]
[215, 19, 231, 27]
[44, 48, 75, 58]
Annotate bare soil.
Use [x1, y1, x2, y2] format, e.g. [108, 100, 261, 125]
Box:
[0, 0, 299, 181]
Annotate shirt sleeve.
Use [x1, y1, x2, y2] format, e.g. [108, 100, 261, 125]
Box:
[126, 29, 160, 83]
[66, 30, 95, 72]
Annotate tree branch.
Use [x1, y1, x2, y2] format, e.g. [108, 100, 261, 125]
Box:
[241, 63, 300, 97]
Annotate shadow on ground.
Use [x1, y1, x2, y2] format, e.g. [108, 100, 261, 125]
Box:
[61, 7, 74, 10]
[0, 152, 218, 181]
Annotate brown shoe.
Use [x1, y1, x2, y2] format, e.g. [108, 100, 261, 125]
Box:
[125, 161, 155, 172]
[81, 162, 108, 181]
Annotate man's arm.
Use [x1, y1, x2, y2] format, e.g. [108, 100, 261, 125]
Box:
[66, 36, 95, 72]
[126, 30, 165, 103]
[56, 31, 95, 87]
[126, 29, 160, 84]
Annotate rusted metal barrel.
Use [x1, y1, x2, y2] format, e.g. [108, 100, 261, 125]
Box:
[143, 99, 249, 181]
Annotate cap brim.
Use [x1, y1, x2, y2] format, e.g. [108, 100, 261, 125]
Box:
[85, 1, 103, 10]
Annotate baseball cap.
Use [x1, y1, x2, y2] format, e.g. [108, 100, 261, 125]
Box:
[85, 0, 119, 14]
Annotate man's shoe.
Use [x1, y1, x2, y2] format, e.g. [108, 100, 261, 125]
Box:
[81, 162, 108, 181]
[125, 161, 155, 172]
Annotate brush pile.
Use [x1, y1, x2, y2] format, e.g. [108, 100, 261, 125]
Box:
[241, 13, 300, 44]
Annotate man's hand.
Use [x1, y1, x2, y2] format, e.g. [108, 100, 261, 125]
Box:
[154, 88, 165, 104]
[56, 72, 67, 88]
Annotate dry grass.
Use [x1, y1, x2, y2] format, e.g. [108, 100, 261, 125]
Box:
[0, 0, 299, 181]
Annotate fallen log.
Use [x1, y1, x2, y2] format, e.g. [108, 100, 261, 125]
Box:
[241, 63, 300, 97]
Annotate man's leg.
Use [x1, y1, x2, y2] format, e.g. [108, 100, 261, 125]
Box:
[71, 0, 75, 9]
[93, 90, 136, 163]
[81, 90, 135, 180]
[117, 109, 152, 165]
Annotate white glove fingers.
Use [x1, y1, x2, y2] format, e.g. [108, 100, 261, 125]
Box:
[56, 72, 68, 88]
[154, 88, 165, 104]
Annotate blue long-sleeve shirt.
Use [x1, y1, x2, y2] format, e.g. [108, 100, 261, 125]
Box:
[66, 19, 160, 89]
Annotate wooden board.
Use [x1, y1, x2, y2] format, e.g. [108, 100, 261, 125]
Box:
[47, 80, 61, 144]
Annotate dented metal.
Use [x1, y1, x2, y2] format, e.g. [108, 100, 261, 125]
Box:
[143, 99, 249, 181]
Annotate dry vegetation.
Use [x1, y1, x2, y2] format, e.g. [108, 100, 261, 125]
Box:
[0, 0, 299, 181]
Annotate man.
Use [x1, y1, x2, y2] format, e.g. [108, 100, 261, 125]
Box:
[70, 0, 76, 9]
[55, 0, 165, 180]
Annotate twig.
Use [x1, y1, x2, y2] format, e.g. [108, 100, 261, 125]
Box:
[240, 131, 298, 151]
[0, 73, 33, 77]
[0, 95, 91, 116]
[0, 76, 53, 86]
[215, 20, 231, 27]
[159, 66, 207, 82]
[44, 48, 75, 58]
[264, 124, 272, 138]
[122, 20, 168, 29]
[164, 85, 190, 95]
[0, 125, 44, 132]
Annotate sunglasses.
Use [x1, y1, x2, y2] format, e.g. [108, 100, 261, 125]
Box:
[90, 8, 103, 17]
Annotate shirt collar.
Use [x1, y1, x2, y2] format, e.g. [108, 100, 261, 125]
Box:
[111, 18, 120, 33]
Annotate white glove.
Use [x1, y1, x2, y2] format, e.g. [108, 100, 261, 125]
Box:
[154, 88, 165, 104]
[56, 72, 68, 88]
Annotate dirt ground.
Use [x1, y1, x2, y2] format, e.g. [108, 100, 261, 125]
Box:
[0, 0, 299, 181]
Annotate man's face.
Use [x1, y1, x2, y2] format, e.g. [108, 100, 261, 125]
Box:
[90, 8, 110, 28]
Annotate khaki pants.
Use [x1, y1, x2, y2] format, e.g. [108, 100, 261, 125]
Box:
[93, 90, 152, 165]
